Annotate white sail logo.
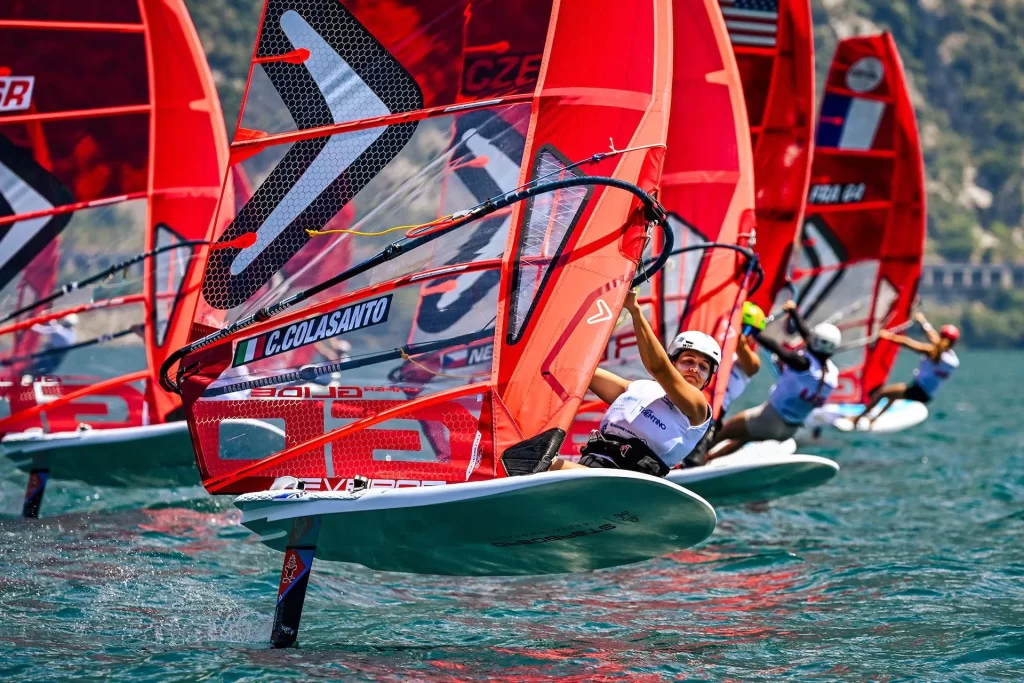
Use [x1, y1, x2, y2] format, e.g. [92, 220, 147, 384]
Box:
[587, 299, 613, 324]
[229, 11, 391, 276]
[0, 76, 34, 113]
[0, 158, 53, 275]
[845, 57, 884, 93]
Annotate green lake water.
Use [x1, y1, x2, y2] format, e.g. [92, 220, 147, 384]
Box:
[1, 350, 1022, 681]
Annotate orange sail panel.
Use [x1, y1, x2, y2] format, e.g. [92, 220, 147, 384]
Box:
[0, 0, 228, 432]
[174, 0, 673, 494]
[725, 0, 816, 310]
[597, 0, 756, 411]
[789, 33, 925, 403]
[664, 0, 756, 413]
[562, 0, 756, 457]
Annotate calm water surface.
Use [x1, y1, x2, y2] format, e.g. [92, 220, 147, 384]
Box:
[1, 350, 1022, 681]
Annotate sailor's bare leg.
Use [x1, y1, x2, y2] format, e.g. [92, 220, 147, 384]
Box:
[857, 386, 885, 422]
[710, 411, 748, 446]
[867, 386, 906, 426]
[857, 383, 906, 424]
[707, 413, 752, 461]
[707, 439, 746, 461]
[548, 457, 588, 471]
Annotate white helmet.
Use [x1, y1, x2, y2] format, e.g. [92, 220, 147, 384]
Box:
[667, 331, 722, 377]
[809, 322, 842, 356]
[62, 313, 80, 327]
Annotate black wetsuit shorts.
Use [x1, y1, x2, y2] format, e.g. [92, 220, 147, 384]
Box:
[904, 383, 932, 404]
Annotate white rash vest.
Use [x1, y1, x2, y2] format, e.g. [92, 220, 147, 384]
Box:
[600, 379, 711, 468]
[768, 353, 839, 425]
[912, 349, 959, 398]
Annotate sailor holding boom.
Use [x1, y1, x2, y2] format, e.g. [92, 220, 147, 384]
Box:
[547, 289, 718, 477]
[710, 301, 841, 458]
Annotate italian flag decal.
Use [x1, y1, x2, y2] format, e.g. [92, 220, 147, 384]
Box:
[234, 335, 268, 366]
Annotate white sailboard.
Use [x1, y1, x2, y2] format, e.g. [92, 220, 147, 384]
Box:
[238, 470, 716, 576]
[802, 399, 929, 438]
[1, 418, 284, 490]
[3, 422, 197, 489]
[668, 441, 838, 507]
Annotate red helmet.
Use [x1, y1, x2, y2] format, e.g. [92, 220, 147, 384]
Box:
[940, 324, 960, 341]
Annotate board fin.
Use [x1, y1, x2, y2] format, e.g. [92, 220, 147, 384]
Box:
[22, 468, 48, 518]
[271, 546, 316, 649]
[270, 512, 321, 649]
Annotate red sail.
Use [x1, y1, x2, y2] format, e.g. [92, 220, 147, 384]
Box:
[173, 0, 673, 494]
[664, 0, 757, 413]
[562, 0, 757, 455]
[582, 0, 756, 401]
[724, 0, 816, 310]
[0, 0, 228, 432]
[786, 33, 926, 403]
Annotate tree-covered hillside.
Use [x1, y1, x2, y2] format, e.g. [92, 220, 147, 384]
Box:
[812, 0, 1024, 264]
[184, 0, 1024, 265]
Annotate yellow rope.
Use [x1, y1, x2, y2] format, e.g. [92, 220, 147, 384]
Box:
[307, 224, 410, 238]
[306, 214, 454, 239]
[398, 347, 469, 380]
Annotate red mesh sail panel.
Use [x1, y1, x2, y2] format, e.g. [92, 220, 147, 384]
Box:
[724, 0, 816, 310]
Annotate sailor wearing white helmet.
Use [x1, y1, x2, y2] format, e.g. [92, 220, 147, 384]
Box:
[548, 289, 718, 477]
[709, 300, 840, 459]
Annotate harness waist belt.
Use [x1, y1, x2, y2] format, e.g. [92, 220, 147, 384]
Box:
[578, 431, 670, 477]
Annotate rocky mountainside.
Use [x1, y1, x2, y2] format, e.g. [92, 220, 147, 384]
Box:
[813, 0, 1024, 263]
[185, 0, 1024, 264]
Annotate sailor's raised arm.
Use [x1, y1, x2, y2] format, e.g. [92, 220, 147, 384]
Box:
[588, 368, 630, 404]
[880, 329, 933, 355]
[735, 334, 761, 376]
[625, 290, 708, 422]
[913, 311, 942, 345]
[751, 328, 810, 372]
[784, 300, 814, 344]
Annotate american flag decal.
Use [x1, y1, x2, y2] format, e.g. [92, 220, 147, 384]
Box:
[719, 0, 779, 48]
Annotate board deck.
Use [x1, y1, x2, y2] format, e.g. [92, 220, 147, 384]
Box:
[668, 448, 839, 507]
[708, 438, 797, 458]
[236, 470, 717, 576]
[803, 400, 929, 437]
[1, 419, 283, 488]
